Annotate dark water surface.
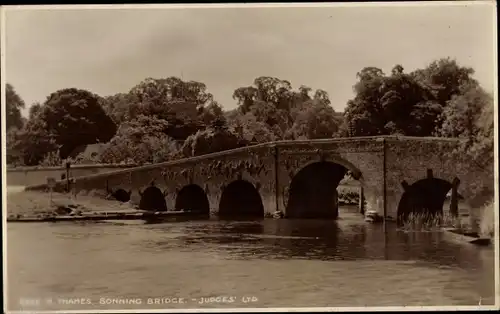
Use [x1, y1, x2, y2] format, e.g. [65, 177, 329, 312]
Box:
[6, 206, 496, 311]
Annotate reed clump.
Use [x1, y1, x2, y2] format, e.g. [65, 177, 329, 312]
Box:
[398, 212, 467, 232]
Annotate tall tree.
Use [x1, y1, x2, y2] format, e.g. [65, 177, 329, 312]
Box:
[28, 102, 42, 120]
[411, 58, 478, 106]
[10, 117, 59, 166]
[232, 77, 339, 141]
[100, 92, 140, 124]
[286, 98, 342, 140]
[344, 65, 440, 136]
[34, 88, 117, 159]
[181, 120, 248, 157]
[437, 82, 492, 140]
[5, 83, 26, 130]
[99, 115, 180, 164]
[126, 77, 217, 140]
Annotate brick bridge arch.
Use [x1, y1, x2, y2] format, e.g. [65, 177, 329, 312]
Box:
[40, 136, 477, 221]
[284, 156, 364, 219]
[218, 179, 265, 219]
[175, 184, 210, 215]
[397, 169, 460, 224]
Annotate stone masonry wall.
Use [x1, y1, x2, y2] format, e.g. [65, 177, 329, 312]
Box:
[23, 136, 475, 220]
[384, 137, 463, 219]
[275, 138, 384, 216]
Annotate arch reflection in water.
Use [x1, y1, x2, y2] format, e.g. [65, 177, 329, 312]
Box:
[218, 180, 264, 219]
[175, 184, 210, 215]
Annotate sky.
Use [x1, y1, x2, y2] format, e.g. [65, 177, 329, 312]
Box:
[2, 2, 496, 117]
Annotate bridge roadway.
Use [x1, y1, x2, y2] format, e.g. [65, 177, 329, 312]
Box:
[21, 136, 475, 221]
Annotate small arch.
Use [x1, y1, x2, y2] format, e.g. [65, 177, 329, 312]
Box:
[287, 161, 358, 219]
[112, 188, 132, 203]
[139, 186, 167, 211]
[175, 184, 210, 215]
[219, 180, 264, 219]
[397, 177, 452, 224]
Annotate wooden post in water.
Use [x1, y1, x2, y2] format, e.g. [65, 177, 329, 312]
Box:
[47, 177, 56, 208]
[65, 161, 71, 193]
[359, 186, 365, 215]
[273, 145, 279, 213]
[381, 138, 387, 223]
[450, 177, 460, 218]
[334, 189, 339, 219]
[72, 178, 77, 200]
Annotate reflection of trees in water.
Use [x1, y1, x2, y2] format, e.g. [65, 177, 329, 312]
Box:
[143, 220, 492, 272]
[163, 220, 372, 260]
[394, 231, 488, 270]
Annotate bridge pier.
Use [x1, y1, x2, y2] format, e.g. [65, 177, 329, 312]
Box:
[384, 190, 400, 221]
[359, 186, 365, 215]
[361, 186, 396, 220]
[449, 177, 460, 217]
[261, 194, 277, 217]
[207, 193, 221, 216]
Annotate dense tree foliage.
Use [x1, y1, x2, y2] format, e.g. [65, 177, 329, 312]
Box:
[231, 76, 342, 141]
[345, 65, 439, 136]
[343, 58, 480, 137]
[438, 84, 494, 205]
[41, 88, 117, 159]
[6, 88, 117, 165]
[5, 57, 494, 206]
[99, 115, 180, 164]
[182, 119, 248, 157]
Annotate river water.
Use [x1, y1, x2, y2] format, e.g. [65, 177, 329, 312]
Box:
[5, 204, 496, 312]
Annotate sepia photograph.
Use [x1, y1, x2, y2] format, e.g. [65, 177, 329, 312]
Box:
[1, 2, 498, 312]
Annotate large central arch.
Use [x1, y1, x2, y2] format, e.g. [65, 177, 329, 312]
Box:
[286, 161, 354, 219]
[218, 180, 264, 219]
[175, 184, 210, 215]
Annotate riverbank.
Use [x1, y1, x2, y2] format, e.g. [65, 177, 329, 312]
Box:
[6, 189, 138, 219]
[6, 190, 209, 223]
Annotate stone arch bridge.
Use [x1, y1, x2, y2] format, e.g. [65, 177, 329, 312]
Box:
[27, 136, 477, 221]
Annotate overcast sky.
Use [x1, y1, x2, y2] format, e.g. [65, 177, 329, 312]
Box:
[3, 3, 496, 116]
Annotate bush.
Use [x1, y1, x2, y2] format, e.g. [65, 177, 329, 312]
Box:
[181, 124, 247, 157]
[98, 131, 180, 164]
[39, 150, 64, 167]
